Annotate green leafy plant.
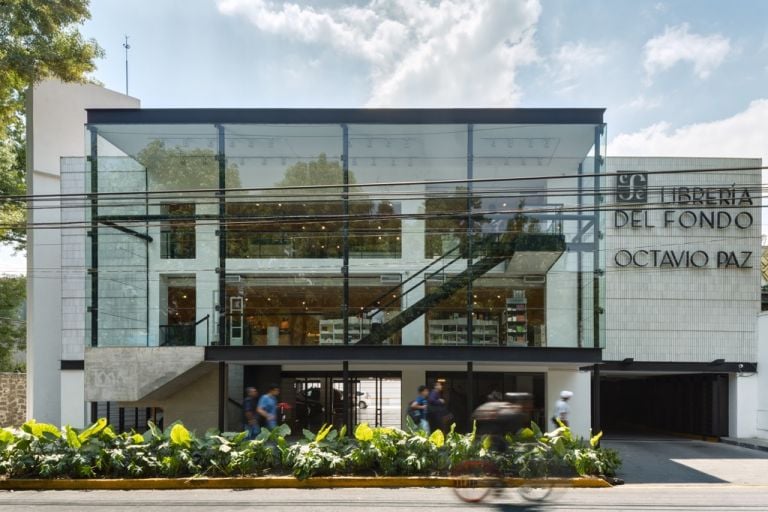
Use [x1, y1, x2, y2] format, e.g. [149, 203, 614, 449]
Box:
[0, 418, 619, 480]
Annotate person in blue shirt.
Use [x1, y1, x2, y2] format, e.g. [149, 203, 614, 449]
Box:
[409, 385, 430, 434]
[257, 383, 281, 430]
[243, 387, 260, 440]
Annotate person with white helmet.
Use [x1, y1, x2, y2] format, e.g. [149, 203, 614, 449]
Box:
[551, 390, 573, 428]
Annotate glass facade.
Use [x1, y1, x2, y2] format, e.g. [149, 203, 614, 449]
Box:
[83, 112, 605, 349]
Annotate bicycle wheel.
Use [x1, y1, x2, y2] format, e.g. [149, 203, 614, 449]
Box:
[518, 479, 554, 502]
[451, 459, 502, 504]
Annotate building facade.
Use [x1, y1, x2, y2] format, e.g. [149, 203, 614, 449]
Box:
[26, 81, 762, 440]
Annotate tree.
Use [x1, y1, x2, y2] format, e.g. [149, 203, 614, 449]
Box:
[225, 153, 400, 259]
[0, 0, 103, 249]
[0, 276, 26, 371]
[137, 140, 242, 191]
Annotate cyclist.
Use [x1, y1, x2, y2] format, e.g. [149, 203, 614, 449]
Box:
[472, 392, 532, 452]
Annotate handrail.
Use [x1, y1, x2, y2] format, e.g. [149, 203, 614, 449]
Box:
[360, 232, 505, 316]
[159, 314, 210, 346]
[360, 243, 463, 315]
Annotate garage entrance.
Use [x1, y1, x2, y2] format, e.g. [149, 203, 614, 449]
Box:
[600, 373, 729, 437]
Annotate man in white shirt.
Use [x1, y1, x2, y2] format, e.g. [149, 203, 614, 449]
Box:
[552, 390, 573, 428]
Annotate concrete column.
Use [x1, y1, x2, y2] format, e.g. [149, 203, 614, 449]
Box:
[400, 191, 426, 345]
[401, 279, 425, 345]
[545, 254, 577, 347]
[197, 201, 219, 345]
[547, 369, 591, 439]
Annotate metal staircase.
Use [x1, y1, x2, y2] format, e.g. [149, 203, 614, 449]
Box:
[355, 232, 565, 344]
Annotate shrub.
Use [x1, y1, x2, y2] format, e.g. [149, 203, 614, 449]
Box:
[0, 418, 620, 480]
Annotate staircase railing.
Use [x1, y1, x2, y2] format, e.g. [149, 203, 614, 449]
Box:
[355, 232, 565, 345]
[159, 314, 210, 346]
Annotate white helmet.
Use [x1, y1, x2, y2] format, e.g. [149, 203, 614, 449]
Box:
[560, 390, 573, 399]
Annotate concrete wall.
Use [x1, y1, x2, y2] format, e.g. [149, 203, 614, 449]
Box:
[161, 365, 219, 434]
[84, 346, 205, 402]
[27, 80, 139, 425]
[0, 373, 26, 427]
[604, 157, 761, 363]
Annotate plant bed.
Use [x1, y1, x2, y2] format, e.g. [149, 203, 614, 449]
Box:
[0, 475, 612, 491]
[0, 419, 620, 483]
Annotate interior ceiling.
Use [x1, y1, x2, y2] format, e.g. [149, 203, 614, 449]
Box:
[94, 123, 599, 180]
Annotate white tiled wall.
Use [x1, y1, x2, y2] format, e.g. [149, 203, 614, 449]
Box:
[604, 157, 761, 362]
[61, 157, 87, 361]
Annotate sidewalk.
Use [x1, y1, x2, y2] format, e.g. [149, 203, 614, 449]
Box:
[720, 436, 768, 453]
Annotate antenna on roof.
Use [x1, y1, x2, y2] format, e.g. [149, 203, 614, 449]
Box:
[123, 35, 131, 95]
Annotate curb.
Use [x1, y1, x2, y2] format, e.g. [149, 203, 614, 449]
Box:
[720, 438, 768, 453]
[0, 476, 612, 491]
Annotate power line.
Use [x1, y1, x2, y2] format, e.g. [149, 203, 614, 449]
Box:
[4, 163, 765, 203]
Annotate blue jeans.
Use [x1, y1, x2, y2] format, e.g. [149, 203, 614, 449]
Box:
[245, 423, 261, 440]
[419, 418, 431, 434]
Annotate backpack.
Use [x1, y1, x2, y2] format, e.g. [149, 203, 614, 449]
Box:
[406, 401, 422, 423]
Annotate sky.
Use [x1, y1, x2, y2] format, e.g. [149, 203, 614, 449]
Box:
[3, 0, 767, 274]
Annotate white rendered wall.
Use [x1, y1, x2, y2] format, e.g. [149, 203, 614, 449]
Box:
[27, 80, 139, 424]
[60, 370, 86, 427]
[547, 369, 591, 439]
[729, 371, 758, 439]
[604, 157, 761, 362]
[756, 313, 768, 439]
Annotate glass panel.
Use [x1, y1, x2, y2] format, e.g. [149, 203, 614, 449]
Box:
[471, 123, 604, 348]
[223, 124, 344, 259]
[159, 276, 197, 346]
[86, 124, 218, 347]
[160, 203, 196, 259]
[218, 274, 403, 346]
[95, 227, 148, 347]
[348, 124, 468, 346]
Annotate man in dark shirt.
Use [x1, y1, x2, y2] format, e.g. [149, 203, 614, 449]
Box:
[427, 381, 449, 432]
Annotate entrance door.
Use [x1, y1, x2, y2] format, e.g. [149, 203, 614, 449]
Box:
[282, 372, 401, 432]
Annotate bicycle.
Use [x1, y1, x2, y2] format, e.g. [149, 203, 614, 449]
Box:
[451, 459, 557, 504]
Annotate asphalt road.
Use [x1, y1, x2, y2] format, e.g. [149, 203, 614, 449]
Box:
[0, 438, 766, 511]
[0, 487, 766, 512]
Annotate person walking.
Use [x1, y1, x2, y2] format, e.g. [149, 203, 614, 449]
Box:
[243, 386, 260, 440]
[427, 381, 450, 432]
[408, 385, 431, 434]
[552, 390, 573, 428]
[257, 383, 281, 430]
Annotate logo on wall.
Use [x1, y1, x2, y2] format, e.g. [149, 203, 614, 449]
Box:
[616, 172, 648, 203]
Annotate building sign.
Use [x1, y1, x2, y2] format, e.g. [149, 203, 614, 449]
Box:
[612, 172, 754, 269]
[616, 172, 648, 203]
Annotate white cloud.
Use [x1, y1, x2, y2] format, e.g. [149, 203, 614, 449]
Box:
[216, 0, 542, 106]
[611, 98, 767, 159]
[643, 23, 731, 80]
[611, 99, 767, 233]
[549, 41, 607, 93]
[619, 94, 662, 111]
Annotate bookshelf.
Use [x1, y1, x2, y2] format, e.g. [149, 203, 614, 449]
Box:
[506, 293, 528, 347]
[428, 318, 499, 346]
